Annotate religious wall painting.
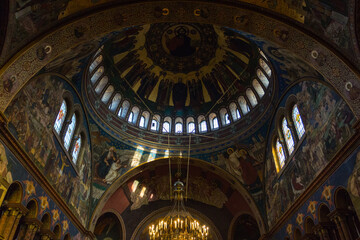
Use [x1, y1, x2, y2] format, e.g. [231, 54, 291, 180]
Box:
[127, 175, 228, 211]
[0, 139, 84, 237]
[265, 81, 356, 227]
[4, 74, 91, 226]
[94, 212, 122, 240]
[347, 151, 360, 217]
[272, 147, 360, 239]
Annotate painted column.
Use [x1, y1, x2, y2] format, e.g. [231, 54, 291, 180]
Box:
[8, 210, 24, 239]
[17, 220, 41, 240]
[0, 209, 10, 237]
[0, 207, 25, 239]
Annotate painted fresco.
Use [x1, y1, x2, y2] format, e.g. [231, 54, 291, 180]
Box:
[0, 139, 84, 238]
[94, 212, 122, 240]
[4, 74, 91, 226]
[265, 81, 356, 228]
[90, 119, 266, 217]
[272, 147, 360, 239]
[127, 175, 228, 210]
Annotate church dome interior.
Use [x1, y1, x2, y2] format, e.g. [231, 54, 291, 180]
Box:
[0, 0, 359, 240]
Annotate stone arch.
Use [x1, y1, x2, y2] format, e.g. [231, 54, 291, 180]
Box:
[293, 227, 302, 240]
[53, 224, 62, 240]
[228, 213, 260, 240]
[305, 216, 315, 234]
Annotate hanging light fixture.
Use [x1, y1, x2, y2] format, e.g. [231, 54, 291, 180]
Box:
[149, 135, 209, 240]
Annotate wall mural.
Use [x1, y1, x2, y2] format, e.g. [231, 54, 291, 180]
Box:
[272, 147, 360, 239]
[89, 119, 267, 217]
[4, 74, 92, 226]
[0, 139, 84, 238]
[265, 81, 356, 228]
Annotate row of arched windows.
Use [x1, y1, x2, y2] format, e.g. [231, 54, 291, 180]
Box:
[273, 102, 306, 172]
[54, 98, 84, 165]
[88, 47, 272, 135]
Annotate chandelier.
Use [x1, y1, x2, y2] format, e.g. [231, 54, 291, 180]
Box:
[149, 135, 210, 239]
[148, 180, 209, 239]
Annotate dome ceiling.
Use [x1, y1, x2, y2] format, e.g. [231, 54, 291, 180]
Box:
[93, 23, 260, 115]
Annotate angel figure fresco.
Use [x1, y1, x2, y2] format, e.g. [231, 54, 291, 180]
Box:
[224, 148, 258, 186]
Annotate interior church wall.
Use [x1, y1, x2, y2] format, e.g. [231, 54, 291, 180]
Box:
[0, 139, 85, 239]
[271, 146, 360, 239]
[265, 80, 356, 228]
[4, 73, 92, 226]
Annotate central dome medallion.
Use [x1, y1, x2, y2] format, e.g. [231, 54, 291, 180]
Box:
[145, 23, 218, 73]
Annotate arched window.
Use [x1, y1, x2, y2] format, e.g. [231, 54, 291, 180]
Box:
[128, 106, 140, 124]
[54, 100, 67, 134]
[276, 139, 286, 170]
[139, 111, 150, 129]
[208, 113, 219, 130]
[175, 123, 183, 133]
[109, 93, 121, 112]
[89, 55, 103, 73]
[91, 66, 104, 84]
[95, 76, 108, 94]
[238, 96, 250, 115]
[252, 79, 265, 98]
[101, 85, 114, 104]
[219, 108, 229, 126]
[139, 116, 145, 128]
[162, 117, 172, 133]
[198, 116, 207, 133]
[118, 100, 130, 118]
[292, 104, 305, 139]
[72, 135, 81, 164]
[229, 102, 240, 121]
[64, 114, 76, 150]
[151, 115, 160, 132]
[256, 69, 269, 88]
[175, 117, 183, 134]
[186, 117, 195, 133]
[259, 58, 272, 77]
[282, 118, 295, 154]
[246, 89, 258, 107]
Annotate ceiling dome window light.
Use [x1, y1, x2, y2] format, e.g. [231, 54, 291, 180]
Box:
[87, 25, 274, 137]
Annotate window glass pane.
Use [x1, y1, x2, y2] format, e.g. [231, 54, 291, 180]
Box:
[238, 96, 250, 115]
[109, 93, 121, 112]
[292, 105, 305, 138]
[128, 112, 134, 123]
[276, 139, 286, 168]
[119, 101, 130, 118]
[252, 79, 265, 98]
[101, 85, 114, 104]
[139, 116, 145, 128]
[188, 122, 195, 133]
[259, 58, 272, 76]
[72, 135, 81, 164]
[64, 114, 76, 150]
[151, 120, 158, 131]
[225, 114, 230, 125]
[95, 76, 108, 94]
[213, 118, 219, 129]
[175, 123, 183, 133]
[236, 109, 241, 119]
[256, 69, 269, 88]
[54, 100, 67, 134]
[91, 66, 104, 84]
[259, 49, 268, 61]
[90, 55, 103, 73]
[200, 121, 207, 133]
[229, 102, 240, 121]
[162, 122, 170, 133]
[282, 118, 295, 154]
[246, 89, 258, 107]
